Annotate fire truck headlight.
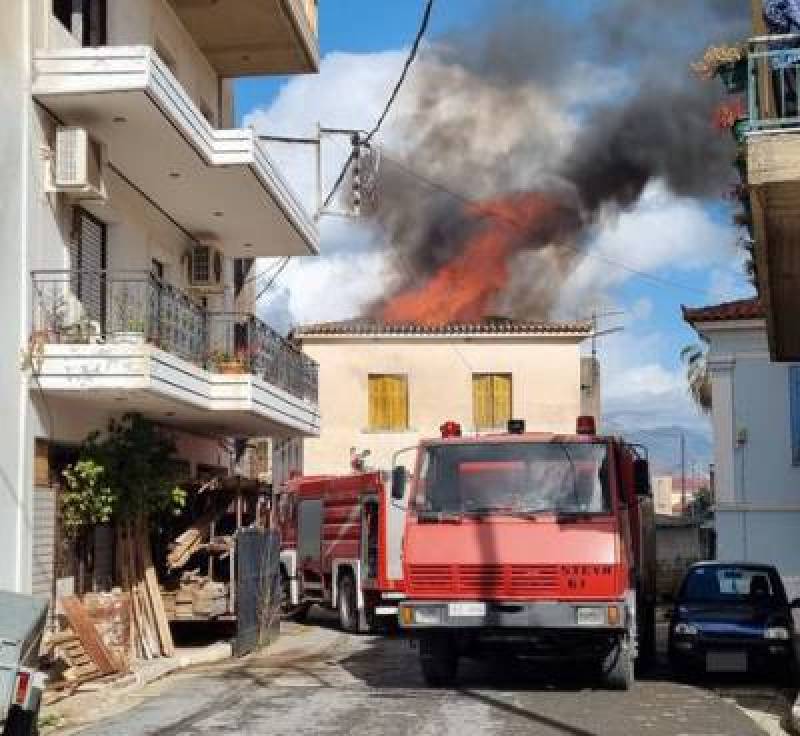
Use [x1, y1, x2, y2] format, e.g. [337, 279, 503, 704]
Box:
[576, 607, 606, 626]
[412, 607, 442, 625]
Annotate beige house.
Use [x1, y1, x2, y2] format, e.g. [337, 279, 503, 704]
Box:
[292, 318, 598, 475]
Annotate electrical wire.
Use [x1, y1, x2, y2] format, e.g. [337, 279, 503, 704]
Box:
[255, 257, 291, 302]
[321, 0, 434, 210]
[364, 0, 434, 143]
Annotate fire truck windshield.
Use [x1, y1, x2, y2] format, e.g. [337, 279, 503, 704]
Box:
[416, 442, 611, 516]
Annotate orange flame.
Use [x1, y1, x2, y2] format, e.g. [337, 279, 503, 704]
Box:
[380, 193, 569, 326]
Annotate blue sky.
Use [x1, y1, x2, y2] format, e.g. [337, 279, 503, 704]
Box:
[235, 1, 486, 122]
[233, 1, 756, 453]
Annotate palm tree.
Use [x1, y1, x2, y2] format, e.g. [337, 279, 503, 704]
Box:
[681, 343, 712, 413]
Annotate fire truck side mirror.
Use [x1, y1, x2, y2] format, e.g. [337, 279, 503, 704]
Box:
[634, 458, 651, 496]
[391, 466, 408, 500]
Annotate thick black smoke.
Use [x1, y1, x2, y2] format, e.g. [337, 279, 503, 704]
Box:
[366, 0, 750, 320]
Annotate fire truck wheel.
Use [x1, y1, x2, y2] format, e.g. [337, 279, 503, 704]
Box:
[4, 705, 38, 736]
[338, 573, 359, 633]
[602, 635, 634, 691]
[637, 603, 657, 668]
[280, 570, 310, 622]
[419, 635, 459, 687]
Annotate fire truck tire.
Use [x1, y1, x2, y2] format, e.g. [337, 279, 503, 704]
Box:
[338, 573, 359, 633]
[602, 635, 634, 691]
[419, 635, 459, 687]
[3, 705, 38, 736]
[280, 569, 310, 622]
[637, 603, 657, 667]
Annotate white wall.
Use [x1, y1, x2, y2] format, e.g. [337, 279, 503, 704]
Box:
[704, 319, 800, 598]
[300, 335, 588, 475]
[0, 0, 30, 592]
[106, 0, 225, 126]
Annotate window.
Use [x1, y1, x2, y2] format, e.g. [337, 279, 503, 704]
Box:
[791, 367, 800, 465]
[680, 565, 787, 605]
[53, 0, 106, 46]
[417, 441, 611, 516]
[472, 373, 512, 430]
[368, 374, 408, 431]
[151, 259, 164, 281]
[53, 0, 72, 31]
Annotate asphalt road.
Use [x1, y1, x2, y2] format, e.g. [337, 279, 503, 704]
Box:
[67, 611, 770, 736]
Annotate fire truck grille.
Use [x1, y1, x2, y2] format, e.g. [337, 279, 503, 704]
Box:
[407, 565, 454, 593]
[508, 565, 560, 596]
[408, 564, 560, 597]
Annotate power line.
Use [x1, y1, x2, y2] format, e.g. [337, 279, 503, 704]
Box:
[322, 0, 434, 210]
[378, 152, 718, 299]
[365, 0, 434, 143]
[255, 257, 291, 302]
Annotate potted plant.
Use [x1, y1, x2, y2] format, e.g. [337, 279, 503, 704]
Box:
[209, 350, 246, 375]
[113, 317, 147, 345]
[713, 97, 749, 143]
[692, 44, 747, 93]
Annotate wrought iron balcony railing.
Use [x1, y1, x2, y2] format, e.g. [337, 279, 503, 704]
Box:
[748, 34, 800, 131]
[30, 270, 318, 404]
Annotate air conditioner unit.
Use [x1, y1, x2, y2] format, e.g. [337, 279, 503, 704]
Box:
[53, 127, 107, 200]
[189, 244, 223, 287]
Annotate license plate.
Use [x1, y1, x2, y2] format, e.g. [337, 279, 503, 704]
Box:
[448, 602, 486, 617]
[706, 651, 747, 673]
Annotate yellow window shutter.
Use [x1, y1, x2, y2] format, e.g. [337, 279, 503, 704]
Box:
[493, 374, 512, 427]
[473, 375, 492, 429]
[369, 375, 407, 430]
[368, 375, 385, 429]
[388, 375, 408, 430]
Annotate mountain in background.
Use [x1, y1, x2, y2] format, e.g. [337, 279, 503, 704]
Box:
[604, 422, 713, 478]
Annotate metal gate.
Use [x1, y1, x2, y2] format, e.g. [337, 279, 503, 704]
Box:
[235, 529, 281, 656]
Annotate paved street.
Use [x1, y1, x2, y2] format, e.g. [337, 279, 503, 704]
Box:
[61, 610, 776, 736]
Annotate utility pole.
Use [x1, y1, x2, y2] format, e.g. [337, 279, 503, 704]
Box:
[680, 432, 687, 516]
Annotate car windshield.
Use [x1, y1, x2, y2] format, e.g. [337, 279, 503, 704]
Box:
[416, 441, 611, 516]
[681, 566, 787, 605]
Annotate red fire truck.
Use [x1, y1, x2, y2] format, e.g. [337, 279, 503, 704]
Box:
[393, 417, 656, 690]
[275, 472, 407, 632]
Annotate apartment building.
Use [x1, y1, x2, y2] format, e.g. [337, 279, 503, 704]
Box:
[292, 318, 598, 475]
[1, 0, 321, 597]
[684, 298, 800, 597]
[746, 12, 800, 361]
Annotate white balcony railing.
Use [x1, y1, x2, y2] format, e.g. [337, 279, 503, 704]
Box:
[30, 269, 318, 404]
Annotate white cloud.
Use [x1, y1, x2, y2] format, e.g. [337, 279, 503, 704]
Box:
[556, 180, 741, 317]
[242, 47, 736, 440]
[598, 328, 709, 433]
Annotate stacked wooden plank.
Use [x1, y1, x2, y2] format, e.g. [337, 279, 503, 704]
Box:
[116, 519, 175, 659]
[164, 572, 230, 620]
[47, 630, 102, 683]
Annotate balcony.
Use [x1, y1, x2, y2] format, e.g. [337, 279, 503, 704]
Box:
[167, 0, 319, 76]
[745, 35, 800, 360]
[33, 46, 318, 258]
[30, 270, 320, 437]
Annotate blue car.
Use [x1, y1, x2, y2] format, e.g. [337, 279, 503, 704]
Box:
[668, 562, 799, 681]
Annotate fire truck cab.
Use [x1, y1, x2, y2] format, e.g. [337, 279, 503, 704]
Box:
[275, 472, 407, 632]
[395, 418, 655, 690]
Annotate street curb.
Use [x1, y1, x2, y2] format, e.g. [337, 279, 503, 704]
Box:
[41, 641, 234, 733]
